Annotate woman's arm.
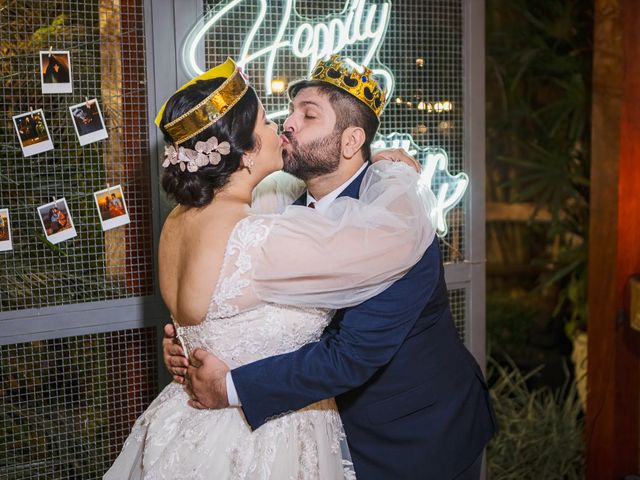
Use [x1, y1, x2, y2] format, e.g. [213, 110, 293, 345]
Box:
[250, 171, 305, 214]
[252, 161, 436, 308]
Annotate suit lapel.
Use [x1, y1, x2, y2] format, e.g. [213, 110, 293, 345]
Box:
[337, 162, 370, 200]
[292, 162, 371, 205]
[292, 192, 307, 206]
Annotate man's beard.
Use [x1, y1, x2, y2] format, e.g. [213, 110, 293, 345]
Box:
[282, 130, 341, 181]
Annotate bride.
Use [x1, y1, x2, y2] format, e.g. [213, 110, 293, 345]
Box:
[104, 59, 435, 479]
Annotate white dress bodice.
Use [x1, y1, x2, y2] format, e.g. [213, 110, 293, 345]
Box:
[174, 216, 335, 370]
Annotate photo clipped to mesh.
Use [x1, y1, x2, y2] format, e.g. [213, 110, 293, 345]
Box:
[69, 98, 108, 146]
[12, 109, 54, 157]
[36, 198, 77, 244]
[0, 208, 12, 252]
[93, 185, 130, 231]
[39, 50, 73, 94]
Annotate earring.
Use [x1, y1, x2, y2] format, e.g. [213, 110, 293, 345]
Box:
[248, 158, 255, 168]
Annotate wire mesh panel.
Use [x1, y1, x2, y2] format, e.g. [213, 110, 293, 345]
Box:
[448, 288, 467, 342]
[0, 0, 154, 312]
[201, 0, 466, 262]
[0, 327, 158, 479]
[0, 1, 159, 478]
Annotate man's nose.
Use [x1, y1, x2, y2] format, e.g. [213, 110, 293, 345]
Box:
[283, 115, 296, 132]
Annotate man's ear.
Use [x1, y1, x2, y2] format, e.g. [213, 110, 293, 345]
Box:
[341, 126, 366, 159]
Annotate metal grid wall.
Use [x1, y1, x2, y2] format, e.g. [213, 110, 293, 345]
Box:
[0, 327, 158, 479]
[0, 0, 154, 312]
[448, 288, 467, 342]
[202, 0, 466, 263]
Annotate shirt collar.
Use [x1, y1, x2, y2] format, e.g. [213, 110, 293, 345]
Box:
[306, 162, 368, 213]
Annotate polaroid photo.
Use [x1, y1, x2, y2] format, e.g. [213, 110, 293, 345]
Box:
[93, 185, 130, 231]
[69, 99, 108, 146]
[12, 109, 54, 157]
[39, 50, 73, 94]
[37, 198, 77, 244]
[0, 209, 12, 252]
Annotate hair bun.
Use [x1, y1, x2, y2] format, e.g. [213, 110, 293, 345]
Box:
[161, 167, 220, 207]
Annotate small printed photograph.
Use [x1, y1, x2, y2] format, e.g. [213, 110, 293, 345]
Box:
[93, 185, 130, 231]
[37, 198, 77, 244]
[40, 50, 73, 94]
[0, 208, 12, 252]
[12, 109, 54, 157]
[69, 99, 108, 146]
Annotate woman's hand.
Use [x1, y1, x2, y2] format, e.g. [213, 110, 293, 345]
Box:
[372, 148, 421, 173]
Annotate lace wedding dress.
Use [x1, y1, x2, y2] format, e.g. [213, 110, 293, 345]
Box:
[103, 162, 436, 480]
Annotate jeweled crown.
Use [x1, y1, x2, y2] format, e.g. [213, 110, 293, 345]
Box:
[308, 54, 386, 118]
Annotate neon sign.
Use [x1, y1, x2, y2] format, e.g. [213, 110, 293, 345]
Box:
[181, 1, 468, 238]
[372, 133, 469, 237]
[182, 0, 394, 117]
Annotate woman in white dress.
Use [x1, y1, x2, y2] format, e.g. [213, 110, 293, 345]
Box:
[104, 59, 436, 480]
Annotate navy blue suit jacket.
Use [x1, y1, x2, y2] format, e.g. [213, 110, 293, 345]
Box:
[233, 165, 496, 479]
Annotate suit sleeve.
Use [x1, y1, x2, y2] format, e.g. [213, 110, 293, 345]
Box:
[232, 242, 442, 430]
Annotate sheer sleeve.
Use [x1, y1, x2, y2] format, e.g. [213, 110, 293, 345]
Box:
[251, 171, 306, 214]
[252, 161, 437, 309]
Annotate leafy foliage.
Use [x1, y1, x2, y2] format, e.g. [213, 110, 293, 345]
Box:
[487, 356, 585, 479]
[486, 0, 593, 335]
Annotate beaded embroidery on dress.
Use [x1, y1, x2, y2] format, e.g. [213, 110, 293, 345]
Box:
[104, 215, 356, 480]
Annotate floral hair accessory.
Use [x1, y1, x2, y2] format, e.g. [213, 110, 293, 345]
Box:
[162, 135, 231, 173]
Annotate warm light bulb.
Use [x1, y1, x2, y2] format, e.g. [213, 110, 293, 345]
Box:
[415, 57, 425, 67]
[271, 79, 287, 93]
[417, 101, 426, 110]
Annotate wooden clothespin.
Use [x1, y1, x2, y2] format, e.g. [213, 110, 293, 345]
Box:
[48, 46, 53, 57]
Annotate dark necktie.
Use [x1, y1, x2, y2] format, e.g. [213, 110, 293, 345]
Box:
[308, 202, 316, 209]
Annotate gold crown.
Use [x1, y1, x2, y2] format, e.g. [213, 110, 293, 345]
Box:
[306, 54, 386, 118]
[155, 58, 249, 145]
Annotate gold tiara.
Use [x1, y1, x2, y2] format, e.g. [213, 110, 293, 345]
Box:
[296, 54, 386, 118]
[155, 58, 249, 145]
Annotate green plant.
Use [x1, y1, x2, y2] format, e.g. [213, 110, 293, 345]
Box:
[486, 0, 593, 336]
[487, 356, 585, 479]
[487, 292, 537, 350]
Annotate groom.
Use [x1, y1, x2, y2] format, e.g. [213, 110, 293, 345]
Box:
[164, 54, 496, 479]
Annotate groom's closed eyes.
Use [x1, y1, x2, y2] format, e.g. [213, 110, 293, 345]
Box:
[289, 101, 322, 119]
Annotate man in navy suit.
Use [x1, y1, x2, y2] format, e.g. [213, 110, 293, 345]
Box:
[164, 55, 496, 479]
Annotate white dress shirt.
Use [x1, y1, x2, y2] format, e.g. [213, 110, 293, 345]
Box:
[226, 162, 368, 406]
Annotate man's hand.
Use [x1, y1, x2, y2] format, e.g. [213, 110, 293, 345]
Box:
[162, 323, 188, 384]
[372, 148, 421, 173]
[186, 348, 231, 410]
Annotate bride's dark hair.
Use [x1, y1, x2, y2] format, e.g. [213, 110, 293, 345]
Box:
[159, 78, 260, 207]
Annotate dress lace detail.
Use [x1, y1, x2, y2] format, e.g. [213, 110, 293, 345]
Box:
[209, 217, 271, 320]
[105, 215, 351, 480]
